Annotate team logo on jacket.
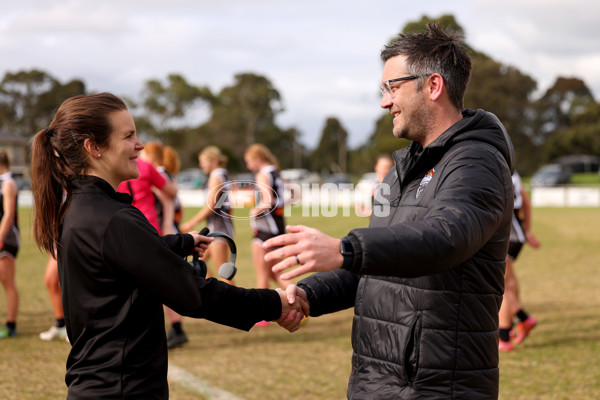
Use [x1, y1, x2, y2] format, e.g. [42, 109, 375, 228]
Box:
[416, 168, 435, 199]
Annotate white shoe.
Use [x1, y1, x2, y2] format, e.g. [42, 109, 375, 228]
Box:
[39, 325, 67, 341]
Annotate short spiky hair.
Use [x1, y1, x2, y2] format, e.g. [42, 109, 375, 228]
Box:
[381, 22, 471, 110]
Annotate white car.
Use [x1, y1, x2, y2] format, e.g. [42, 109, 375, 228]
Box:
[531, 164, 571, 187]
[280, 168, 320, 186]
[356, 172, 378, 191]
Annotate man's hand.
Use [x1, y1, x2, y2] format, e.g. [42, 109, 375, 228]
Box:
[263, 225, 343, 280]
[275, 284, 310, 332]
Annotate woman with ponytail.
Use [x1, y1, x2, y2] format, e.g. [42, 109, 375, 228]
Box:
[30, 93, 306, 399]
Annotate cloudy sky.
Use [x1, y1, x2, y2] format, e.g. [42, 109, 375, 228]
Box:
[1, 0, 598, 148]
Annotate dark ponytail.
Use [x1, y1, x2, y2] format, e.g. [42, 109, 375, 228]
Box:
[31, 128, 69, 254]
[31, 92, 128, 254]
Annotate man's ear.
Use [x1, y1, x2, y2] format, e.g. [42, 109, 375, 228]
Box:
[427, 73, 444, 101]
[83, 138, 100, 158]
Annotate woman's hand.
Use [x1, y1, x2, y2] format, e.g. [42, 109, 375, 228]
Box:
[179, 221, 193, 233]
[249, 206, 269, 218]
[275, 284, 310, 332]
[189, 232, 214, 258]
[526, 231, 541, 249]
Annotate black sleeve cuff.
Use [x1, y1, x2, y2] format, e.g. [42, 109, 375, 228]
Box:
[342, 234, 363, 274]
[161, 233, 196, 257]
[259, 288, 283, 323]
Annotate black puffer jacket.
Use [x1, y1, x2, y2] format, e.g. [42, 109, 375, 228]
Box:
[298, 109, 514, 399]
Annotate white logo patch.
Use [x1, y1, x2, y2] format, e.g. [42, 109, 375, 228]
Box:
[416, 168, 435, 199]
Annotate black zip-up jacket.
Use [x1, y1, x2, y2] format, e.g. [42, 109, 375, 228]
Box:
[298, 109, 514, 399]
[58, 175, 281, 399]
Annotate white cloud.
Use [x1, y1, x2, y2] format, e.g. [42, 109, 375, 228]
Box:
[8, 1, 129, 34]
[0, 0, 599, 149]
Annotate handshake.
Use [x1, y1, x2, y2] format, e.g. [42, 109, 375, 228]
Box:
[261, 224, 344, 333]
[274, 284, 309, 333]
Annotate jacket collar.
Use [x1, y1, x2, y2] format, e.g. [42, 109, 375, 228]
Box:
[392, 109, 514, 180]
[70, 175, 133, 205]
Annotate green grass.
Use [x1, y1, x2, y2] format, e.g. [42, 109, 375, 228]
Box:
[1, 206, 599, 399]
[521, 172, 599, 187]
[571, 173, 600, 185]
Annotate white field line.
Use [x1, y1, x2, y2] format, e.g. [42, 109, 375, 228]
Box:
[168, 363, 245, 400]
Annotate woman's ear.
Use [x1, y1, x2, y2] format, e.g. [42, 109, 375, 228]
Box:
[83, 138, 100, 159]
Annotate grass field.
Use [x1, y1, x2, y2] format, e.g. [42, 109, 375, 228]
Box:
[1, 205, 599, 399]
[571, 173, 600, 185]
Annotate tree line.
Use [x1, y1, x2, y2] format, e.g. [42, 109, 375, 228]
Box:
[1, 15, 598, 177]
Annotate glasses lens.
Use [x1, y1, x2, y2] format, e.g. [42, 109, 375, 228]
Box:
[380, 82, 392, 98]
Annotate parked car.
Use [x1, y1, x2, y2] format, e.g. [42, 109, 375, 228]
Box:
[531, 164, 572, 187]
[553, 154, 599, 174]
[324, 173, 352, 186]
[230, 172, 254, 182]
[356, 172, 378, 191]
[280, 168, 320, 185]
[176, 168, 206, 189]
[15, 177, 31, 190]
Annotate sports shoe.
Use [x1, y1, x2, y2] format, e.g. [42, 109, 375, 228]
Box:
[513, 316, 537, 345]
[167, 328, 188, 349]
[254, 320, 270, 327]
[498, 339, 514, 352]
[39, 325, 67, 341]
[0, 326, 17, 339]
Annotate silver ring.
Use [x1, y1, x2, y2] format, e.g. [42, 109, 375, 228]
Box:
[295, 255, 301, 265]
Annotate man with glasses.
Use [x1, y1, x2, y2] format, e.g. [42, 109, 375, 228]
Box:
[265, 23, 514, 399]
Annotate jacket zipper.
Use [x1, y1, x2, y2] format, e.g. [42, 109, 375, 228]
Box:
[404, 312, 423, 385]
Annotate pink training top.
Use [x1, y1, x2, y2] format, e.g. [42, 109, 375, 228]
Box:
[118, 159, 167, 234]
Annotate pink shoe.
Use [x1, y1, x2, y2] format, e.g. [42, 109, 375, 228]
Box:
[254, 320, 270, 327]
[498, 339, 514, 352]
[513, 316, 537, 345]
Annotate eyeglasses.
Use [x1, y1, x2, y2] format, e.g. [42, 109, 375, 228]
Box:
[380, 75, 421, 99]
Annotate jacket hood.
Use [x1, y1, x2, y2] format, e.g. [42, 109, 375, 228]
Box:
[431, 109, 514, 173]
